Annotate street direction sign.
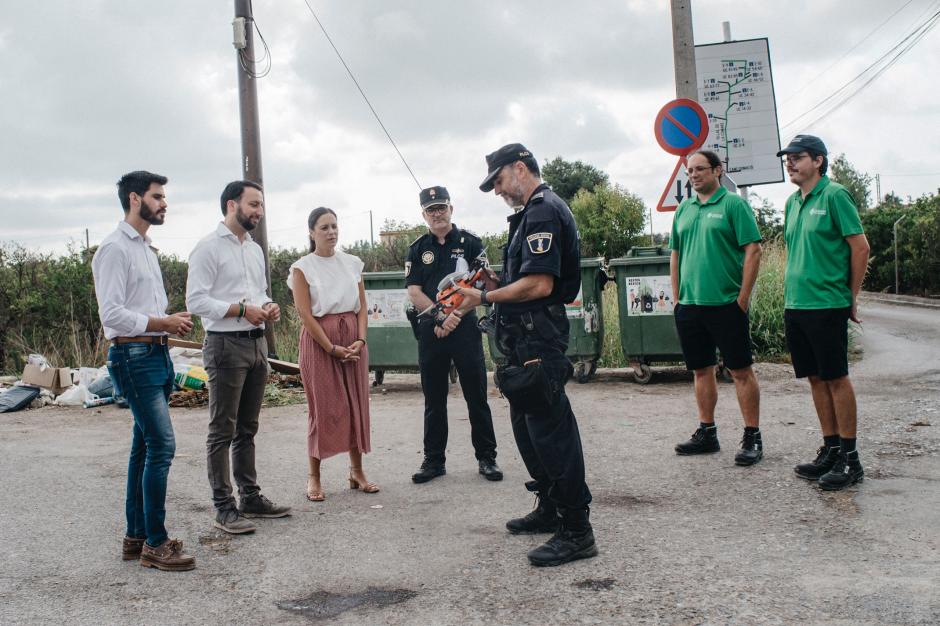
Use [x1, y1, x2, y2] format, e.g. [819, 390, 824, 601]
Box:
[654, 98, 709, 156]
[656, 157, 691, 212]
[695, 38, 784, 186]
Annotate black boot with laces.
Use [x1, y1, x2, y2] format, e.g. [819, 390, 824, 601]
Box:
[675, 424, 720, 455]
[506, 481, 560, 534]
[734, 428, 763, 466]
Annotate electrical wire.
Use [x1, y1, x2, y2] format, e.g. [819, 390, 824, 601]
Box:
[238, 0, 272, 79]
[782, 7, 940, 131]
[782, 0, 919, 104]
[300, 1, 422, 190]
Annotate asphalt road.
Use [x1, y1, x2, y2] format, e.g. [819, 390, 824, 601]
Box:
[1, 301, 938, 625]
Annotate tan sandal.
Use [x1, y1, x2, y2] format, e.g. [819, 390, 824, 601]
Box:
[306, 474, 325, 502]
[348, 467, 380, 493]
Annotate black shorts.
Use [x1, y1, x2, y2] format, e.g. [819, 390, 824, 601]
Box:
[784, 307, 850, 380]
[674, 302, 753, 371]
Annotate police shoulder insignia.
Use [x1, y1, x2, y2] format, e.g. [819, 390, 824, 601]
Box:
[404, 261, 412, 276]
[526, 232, 552, 254]
[421, 251, 435, 264]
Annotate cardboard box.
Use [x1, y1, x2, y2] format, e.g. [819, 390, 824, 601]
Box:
[21, 364, 73, 395]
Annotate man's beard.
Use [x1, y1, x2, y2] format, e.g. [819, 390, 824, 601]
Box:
[235, 207, 257, 230]
[140, 203, 164, 225]
[236, 206, 258, 231]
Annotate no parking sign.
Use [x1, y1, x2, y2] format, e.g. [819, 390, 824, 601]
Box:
[653, 99, 709, 211]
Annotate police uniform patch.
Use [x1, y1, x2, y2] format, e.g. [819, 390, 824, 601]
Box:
[526, 232, 552, 254]
[404, 261, 412, 277]
[421, 251, 435, 264]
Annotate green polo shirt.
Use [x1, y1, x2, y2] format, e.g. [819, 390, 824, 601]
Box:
[669, 186, 762, 305]
[784, 176, 864, 309]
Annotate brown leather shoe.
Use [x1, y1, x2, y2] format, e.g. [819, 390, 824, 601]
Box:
[122, 536, 145, 561]
[140, 539, 196, 572]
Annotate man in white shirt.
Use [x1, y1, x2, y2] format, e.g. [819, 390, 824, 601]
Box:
[186, 180, 290, 534]
[93, 170, 196, 572]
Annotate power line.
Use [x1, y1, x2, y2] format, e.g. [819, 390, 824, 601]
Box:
[782, 0, 919, 105]
[782, 7, 940, 131]
[300, 1, 422, 190]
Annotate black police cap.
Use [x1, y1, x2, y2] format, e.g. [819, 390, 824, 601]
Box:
[777, 134, 828, 157]
[419, 186, 451, 209]
[479, 143, 535, 192]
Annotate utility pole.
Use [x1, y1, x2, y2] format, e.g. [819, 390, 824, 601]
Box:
[876, 173, 882, 205]
[369, 210, 375, 246]
[894, 214, 908, 295]
[671, 0, 698, 100]
[233, 0, 276, 356]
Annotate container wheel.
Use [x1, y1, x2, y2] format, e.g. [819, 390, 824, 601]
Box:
[449, 365, 458, 384]
[716, 364, 734, 383]
[373, 370, 385, 386]
[575, 360, 593, 384]
[632, 363, 653, 385]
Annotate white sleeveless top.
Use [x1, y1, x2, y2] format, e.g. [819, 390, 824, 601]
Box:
[287, 250, 364, 317]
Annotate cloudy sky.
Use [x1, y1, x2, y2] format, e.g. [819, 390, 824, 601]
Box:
[4, 1, 939, 258]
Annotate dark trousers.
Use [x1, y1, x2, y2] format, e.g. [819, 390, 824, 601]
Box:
[503, 314, 592, 510]
[417, 315, 497, 464]
[107, 343, 176, 547]
[203, 334, 268, 511]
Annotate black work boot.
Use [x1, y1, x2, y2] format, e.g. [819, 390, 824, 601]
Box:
[734, 428, 763, 466]
[478, 457, 503, 481]
[675, 424, 720, 455]
[412, 458, 446, 484]
[527, 507, 598, 567]
[506, 482, 560, 535]
[794, 446, 841, 481]
[819, 451, 864, 491]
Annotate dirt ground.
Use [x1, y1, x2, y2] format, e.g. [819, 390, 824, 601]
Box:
[1, 301, 938, 625]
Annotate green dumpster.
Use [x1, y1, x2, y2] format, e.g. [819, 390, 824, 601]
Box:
[486, 257, 609, 383]
[608, 247, 683, 384]
[362, 271, 418, 385]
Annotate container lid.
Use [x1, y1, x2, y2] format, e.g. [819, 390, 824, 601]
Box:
[608, 247, 671, 267]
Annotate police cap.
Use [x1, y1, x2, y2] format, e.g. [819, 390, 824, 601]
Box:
[479, 143, 536, 192]
[419, 185, 451, 209]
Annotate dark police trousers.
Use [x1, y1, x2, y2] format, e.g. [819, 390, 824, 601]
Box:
[418, 314, 497, 464]
[500, 309, 592, 510]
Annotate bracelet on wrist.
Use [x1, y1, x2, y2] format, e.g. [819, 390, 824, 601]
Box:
[480, 289, 489, 306]
[237, 302, 245, 319]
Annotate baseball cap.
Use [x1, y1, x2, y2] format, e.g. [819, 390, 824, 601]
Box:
[479, 143, 535, 192]
[776, 134, 828, 157]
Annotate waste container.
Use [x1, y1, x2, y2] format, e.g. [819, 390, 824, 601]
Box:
[362, 270, 456, 385]
[486, 257, 609, 383]
[608, 247, 683, 384]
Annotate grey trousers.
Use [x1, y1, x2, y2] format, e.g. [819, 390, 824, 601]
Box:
[203, 334, 269, 511]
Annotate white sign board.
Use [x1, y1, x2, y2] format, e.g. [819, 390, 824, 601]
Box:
[364, 289, 411, 327]
[695, 38, 784, 187]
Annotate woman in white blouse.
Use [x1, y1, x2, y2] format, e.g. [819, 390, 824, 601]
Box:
[288, 207, 378, 501]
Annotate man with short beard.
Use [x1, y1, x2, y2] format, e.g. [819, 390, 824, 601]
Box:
[458, 144, 596, 567]
[186, 180, 291, 534]
[93, 170, 196, 571]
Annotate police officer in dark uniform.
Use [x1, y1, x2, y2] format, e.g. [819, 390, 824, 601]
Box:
[458, 144, 597, 567]
[406, 186, 502, 484]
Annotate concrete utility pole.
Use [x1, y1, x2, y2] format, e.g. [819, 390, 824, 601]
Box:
[233, 0, 276, 356]
[671, 0, 698, 100]
[894, 214, 908, 295]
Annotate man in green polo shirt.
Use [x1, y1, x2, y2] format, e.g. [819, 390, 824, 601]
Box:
[669, 150, 764, 466]
[778, 135, 870, 491]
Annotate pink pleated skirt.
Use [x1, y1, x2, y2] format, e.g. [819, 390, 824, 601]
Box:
[298, 312, 371, 460]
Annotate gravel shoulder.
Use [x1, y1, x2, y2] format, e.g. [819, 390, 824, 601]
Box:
[1, 302, 938, 625]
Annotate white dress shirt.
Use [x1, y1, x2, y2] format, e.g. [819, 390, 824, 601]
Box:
[186, 222, 271, 332]
[287, 251, 364, 317]
[92, 221, 168, 340]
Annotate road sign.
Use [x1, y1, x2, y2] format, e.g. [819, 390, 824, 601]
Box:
[654, 98, 709, 156]
[695, 38, 784, 186]
[656, 157, 691, 212]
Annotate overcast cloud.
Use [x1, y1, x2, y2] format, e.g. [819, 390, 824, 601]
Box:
[3, 1, 938, 257]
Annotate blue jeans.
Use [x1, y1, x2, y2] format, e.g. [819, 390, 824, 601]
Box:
[107, 343, 176, 547]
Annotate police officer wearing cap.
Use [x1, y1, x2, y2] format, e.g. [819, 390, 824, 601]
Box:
[406, 185, 502, 484]
[457, 144, 597, 567]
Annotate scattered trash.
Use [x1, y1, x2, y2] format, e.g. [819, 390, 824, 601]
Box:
[55, 383, 93, 407]
[174, 364, 208, 391]
[0, 385, 41, 413]
[83, 396, 115, 409]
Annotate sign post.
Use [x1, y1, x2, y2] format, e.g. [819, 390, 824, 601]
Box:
[653, 98, 709, 212]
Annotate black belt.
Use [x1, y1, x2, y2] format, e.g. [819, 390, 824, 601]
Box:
[207, 328, 264, 339]
[499, 303, 566, 326]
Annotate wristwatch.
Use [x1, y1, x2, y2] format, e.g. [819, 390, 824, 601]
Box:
[480, 289, 489, 306]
